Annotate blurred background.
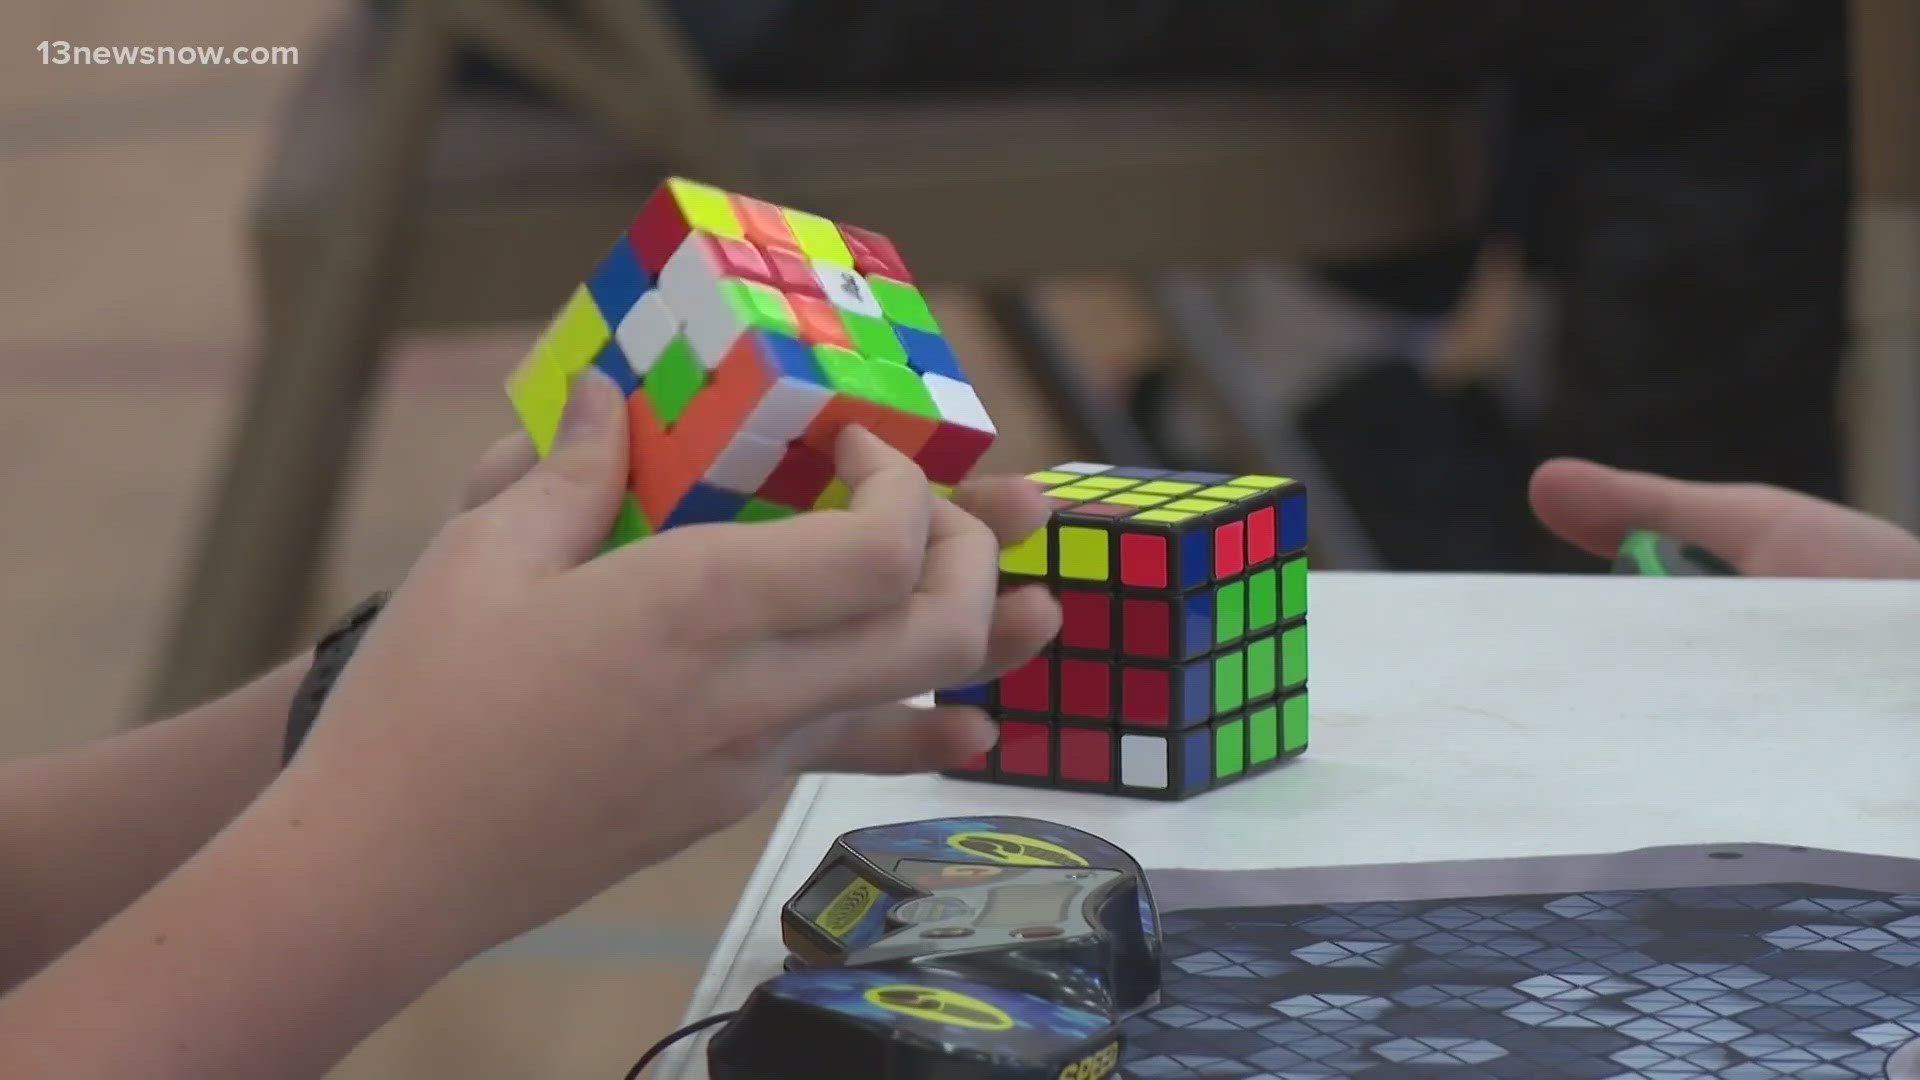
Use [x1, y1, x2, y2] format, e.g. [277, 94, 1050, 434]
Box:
[3, 0, 1915, 1076]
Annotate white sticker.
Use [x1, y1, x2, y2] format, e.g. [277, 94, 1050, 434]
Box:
[1120, 734, 1169, 789]
[814, 261, 883, 318]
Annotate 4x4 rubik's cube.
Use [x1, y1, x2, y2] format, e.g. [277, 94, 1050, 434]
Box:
[940, 465, 1309, 800]
[504, 178, 996, 537]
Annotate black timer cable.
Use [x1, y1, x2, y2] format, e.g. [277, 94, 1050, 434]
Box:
[621, 1010, 740, 1079]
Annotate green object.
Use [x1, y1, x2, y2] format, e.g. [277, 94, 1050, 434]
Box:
[1247, 568, 1278, 631]
[1613, 529, 1739, 577]
[841, 310, 908, 366]
[869, 276, 941, 333]
[863, 358, 940, 418]
[641, 337, 704, 426]
[812, 344, 876, 396]
[1216, 579, 1246, 645]
[722, 279, 799, 337]
[1248, 704, 1279, 764]
[1214, 649, 1245, 714]
[1214, 718, 1245, 778]
[736, 498, 797, 523]
[1281, 692, 1309, 753]
[607, 496, 653, 547]
[1246, 635, 1276, 701]
[1280, 556, 1308, 620]
[1280, 624, 1307, 691]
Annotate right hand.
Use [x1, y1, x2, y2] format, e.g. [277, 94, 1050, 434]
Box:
[281, 370, 1060, 956]
[1530, 457, 1920, 579]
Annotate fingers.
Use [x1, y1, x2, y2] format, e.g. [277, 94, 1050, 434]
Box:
[635, 426, 936, 636]
[948, 476, 1050, 549]
[783, 705, 998, 776]
[446, 370, 629, 576]
[1528, 458, 1783, 563]
[461, 431, 538, 510]
[756, 560, 1057, 717]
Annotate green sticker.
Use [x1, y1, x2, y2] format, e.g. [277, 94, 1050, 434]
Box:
[606, 496, 653, 548]
[812, 344, 874, 396]
[1248, 704, 1279, 764]
[864, 358, 940, 418]
[1214, 649, 1245, 714]
[642, 337, 704, 427]
[1248, 568, 1278, 631]
[1282, 692, 1309, 753]
[841, 310, 908, 366]
[1216, 579, 1246, 645]
[1214, 719, 1246, 778]
[868, 276, 941, 333]
[1281, 624, 1308, 691]
[1246, 635, 1276, 701]
[1281, 556, 1308, 620]
[723, 279, 799, 337]
[736, 498, 797, 523]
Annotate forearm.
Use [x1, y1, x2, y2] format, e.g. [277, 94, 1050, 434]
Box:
[0, 658, 306, 985]
[0, 769, 477, 1080]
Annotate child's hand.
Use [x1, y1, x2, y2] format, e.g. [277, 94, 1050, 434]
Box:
[284, 372, 1059, 953]
[1530, 458, 1920, 578]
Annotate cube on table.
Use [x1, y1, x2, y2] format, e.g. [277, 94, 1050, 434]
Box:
[504, 177, 997, 542]
[940, 464, 1310, 801]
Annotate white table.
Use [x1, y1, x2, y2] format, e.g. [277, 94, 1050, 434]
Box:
[658, 572, 1920, 1078]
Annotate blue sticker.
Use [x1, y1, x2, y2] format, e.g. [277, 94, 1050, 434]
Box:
[662, 483, 746, 529]
[1279, 494, 1308, 553]
[586, 236, 652, 324]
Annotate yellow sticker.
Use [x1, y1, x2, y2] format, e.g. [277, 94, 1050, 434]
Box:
[1136, 480, 1199, 496]
[865, 985, 1014, 1031]
[813, 876, 881, 938]
[1058, 1041, 1122, 1080]
[1101, 492, 1166, 508]
[946, 831, 1089, 867]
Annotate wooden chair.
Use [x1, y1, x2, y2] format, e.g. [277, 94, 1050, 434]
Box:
[141, 0, 1482, 718]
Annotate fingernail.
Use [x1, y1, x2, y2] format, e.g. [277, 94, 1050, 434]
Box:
[558, 369, 616, 440]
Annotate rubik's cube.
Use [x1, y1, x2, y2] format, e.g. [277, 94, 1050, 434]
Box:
[939, 464, 1309, 800]
[504, 178, 996, 541]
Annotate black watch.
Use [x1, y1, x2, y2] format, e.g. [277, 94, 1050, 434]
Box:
[283, 591, 390, 766]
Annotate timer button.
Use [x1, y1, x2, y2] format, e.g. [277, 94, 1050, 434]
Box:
[890, 896, 972, 925]
[1012, 926, 1063, 940]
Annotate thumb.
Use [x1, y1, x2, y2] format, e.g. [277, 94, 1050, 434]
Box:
[472, 368, 629, 573]
[1528, 457, 1780, 563]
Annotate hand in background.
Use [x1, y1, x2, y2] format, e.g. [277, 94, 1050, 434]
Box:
[1530, 458, 1920, 579]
